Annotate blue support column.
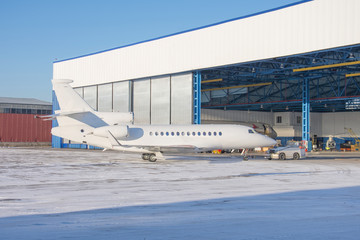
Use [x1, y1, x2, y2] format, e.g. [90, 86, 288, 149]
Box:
[52, 91, 62, 148]
[193, 71, 201, 124]
[302, 78, 311, 151]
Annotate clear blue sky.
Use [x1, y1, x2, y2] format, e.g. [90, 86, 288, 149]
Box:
[0, 0, 302, 102]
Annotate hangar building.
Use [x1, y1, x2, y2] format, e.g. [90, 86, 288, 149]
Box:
[53, 0, 360, 150]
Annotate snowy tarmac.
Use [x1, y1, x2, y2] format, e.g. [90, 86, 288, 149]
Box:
[0, 148, 360, 239]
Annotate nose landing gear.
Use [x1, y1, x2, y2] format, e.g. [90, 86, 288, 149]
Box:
[240, 149, 249, 161]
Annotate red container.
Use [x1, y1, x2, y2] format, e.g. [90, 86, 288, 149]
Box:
[0, 113, 51, 142]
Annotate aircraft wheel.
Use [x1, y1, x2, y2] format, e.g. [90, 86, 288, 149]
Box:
[149, 154, 157, 162]
[142, 153, 150, 160]
[279, 152, 286, 160]
[293, 152, 300, 160]
[243, 156, 249, 161]
[268, 158, 272, 160]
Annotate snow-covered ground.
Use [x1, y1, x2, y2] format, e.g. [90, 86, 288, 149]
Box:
[0, 148, 359, 239]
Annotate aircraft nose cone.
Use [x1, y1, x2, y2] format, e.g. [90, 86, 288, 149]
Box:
[262, 135, 277, 147]
[268, 137, 277, 146]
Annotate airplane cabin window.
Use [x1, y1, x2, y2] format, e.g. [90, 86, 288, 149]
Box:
[208, 132, 212, 136]
[214, 132, 217, 136]
[248, 129, 254, 134]
[203, 132, 206, 136]
[171, 132, 175, 136]
[176, 132, 180, 136]
[197, 132, 201, 136]
[181, 132, 185, 136]
[192, 132, 196, 136]
[155, 132, 159, 136]
[219, 132, 222, 136]
[160, 132, 164, 136]
[149, 132, 153, 136]
[187, 132, 190, 136]
[166, 132, 169, 136]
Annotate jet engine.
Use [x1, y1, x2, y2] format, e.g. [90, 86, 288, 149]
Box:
[93, 125, 129, 139]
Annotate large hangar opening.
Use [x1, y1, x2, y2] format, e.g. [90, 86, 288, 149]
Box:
[200, 45, 360, 150]
[52, 0, 360, 151]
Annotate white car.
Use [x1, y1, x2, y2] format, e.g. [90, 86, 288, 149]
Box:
[267, 144, 306, 160]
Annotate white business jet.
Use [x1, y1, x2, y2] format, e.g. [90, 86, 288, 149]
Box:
[50, 79, 276, 162]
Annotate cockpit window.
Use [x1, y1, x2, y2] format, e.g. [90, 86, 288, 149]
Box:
[248, 129, 255, 134]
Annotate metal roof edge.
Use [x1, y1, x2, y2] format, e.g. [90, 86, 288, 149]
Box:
[0, 97, 52, 106]
[53, 0, 313, 64]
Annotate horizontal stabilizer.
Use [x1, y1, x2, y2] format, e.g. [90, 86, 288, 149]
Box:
[67, 112, 108, 128]
[34, 115, 55, 120]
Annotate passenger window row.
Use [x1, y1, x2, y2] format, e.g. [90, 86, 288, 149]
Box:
[149, 131, 222, 137]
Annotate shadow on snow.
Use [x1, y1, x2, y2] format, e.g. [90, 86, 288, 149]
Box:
[1, 186, 360, 240]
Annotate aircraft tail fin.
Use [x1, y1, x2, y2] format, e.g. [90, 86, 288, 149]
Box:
[52, 79, 94, 113]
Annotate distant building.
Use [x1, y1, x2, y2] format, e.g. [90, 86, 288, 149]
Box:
[0, 97, 52, 145]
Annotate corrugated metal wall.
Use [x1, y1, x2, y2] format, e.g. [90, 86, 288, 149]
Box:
[71, 73, 193, 125]
[322, 112, 360, 138]
[133, 79, 151, 124]
[113, 81, 131, 112]
[98, 83, 112, 112]
[202, 110, 360, 138]
[0, 113, 51, 142]
[131, 73, 193, 124]
[171, 73, 193, 124]
[202, 109, 274, 125]
[151, 76, 171, 124]
[53, 0, 360, 87]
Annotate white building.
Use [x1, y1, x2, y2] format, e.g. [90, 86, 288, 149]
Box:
[53, 0, 360, 149]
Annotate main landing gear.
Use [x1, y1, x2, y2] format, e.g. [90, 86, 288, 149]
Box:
[142, 153, 157, 162]
[240, 149, 249, 161]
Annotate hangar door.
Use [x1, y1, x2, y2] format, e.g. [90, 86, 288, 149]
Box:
[133, 79, 151, 124]
[73, 73, 193, 125]
[171, 73, 192, 124]
[133, 72, 192, 125]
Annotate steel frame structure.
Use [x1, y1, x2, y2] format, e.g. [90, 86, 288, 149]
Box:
[193, 71, 202, 124]
[302, 78, 310, 150]
[198, 44, 360, 148]
[201, 45, 360, 112]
